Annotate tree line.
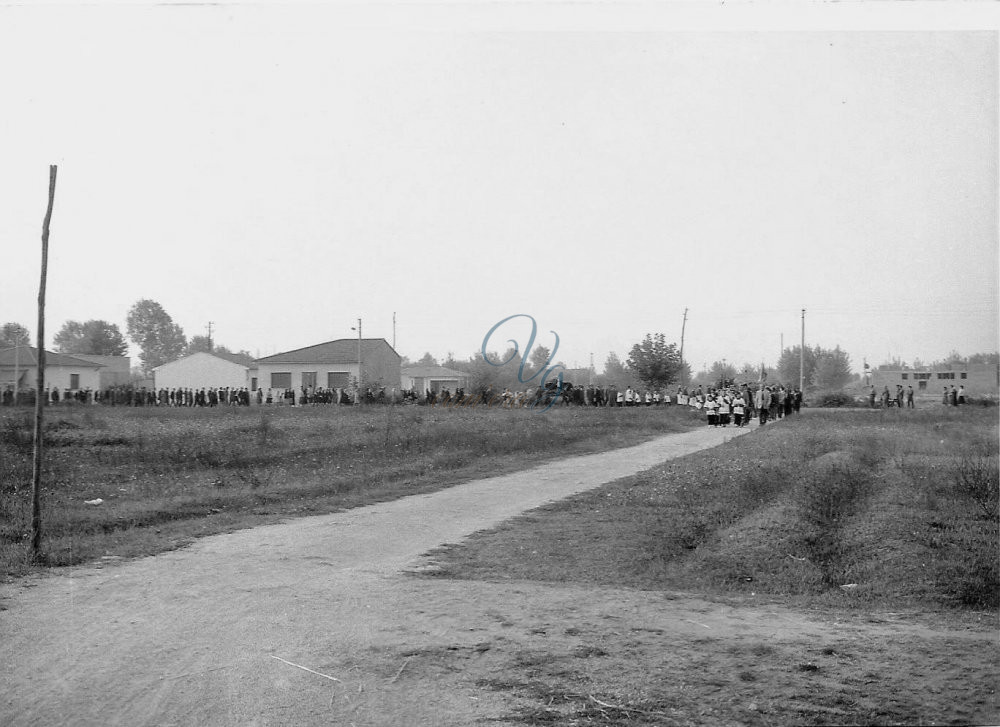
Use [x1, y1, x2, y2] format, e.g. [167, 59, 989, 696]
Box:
[410, 338, 998, 397]
[407, 333, 686, 395]
[1, 299, 252, 376]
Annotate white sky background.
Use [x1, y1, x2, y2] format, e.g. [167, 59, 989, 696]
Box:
[0, 3, 997, 376]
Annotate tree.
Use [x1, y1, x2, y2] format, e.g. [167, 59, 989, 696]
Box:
[0, 322, 30, 348]
[600, 351, 628, 385]
[480, 345, 525, 391]
[417, 352, 438, 366]
[185, 335, 214, 355]
[706, 359, 738, 389]
[527, 345, 552, 377]
[968, 352, 1000, 365]
[126, 299, 186, 374]
[213, 345, 254, 365]
[626, 333, 681, 390]
[53, 320, 128, 356]
[777, 345, 819, 389]
[811, 346, 853, 391]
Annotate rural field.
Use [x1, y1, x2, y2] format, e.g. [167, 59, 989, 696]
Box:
[1, 403, 997, 726]
[0, 402, 702, 577]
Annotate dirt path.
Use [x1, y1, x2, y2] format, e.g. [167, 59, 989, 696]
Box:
[1, 425, 995, 726]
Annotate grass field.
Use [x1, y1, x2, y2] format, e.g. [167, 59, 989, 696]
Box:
[0, 403, 702, 577]
[427, 406, 999, 609]
[417, 406, 999, 725]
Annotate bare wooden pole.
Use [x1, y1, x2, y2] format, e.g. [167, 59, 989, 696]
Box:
[800, 308, 805, 393]
[679, 307, 688, 387]
[31, 165, 57, 559]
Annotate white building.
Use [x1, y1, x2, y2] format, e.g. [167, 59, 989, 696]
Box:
[401, 365, 470, 395]
[152, 351, 251, 391]
[0, 346, 102, 393]
[254, 338, 401, 393]
[71, 354, 131, 388]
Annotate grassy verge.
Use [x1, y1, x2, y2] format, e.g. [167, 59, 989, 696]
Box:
[425, 407, 999, 611]
[419, 407, 998, 725]
[0, 403, 701, 577]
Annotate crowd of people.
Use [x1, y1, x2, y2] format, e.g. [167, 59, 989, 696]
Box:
[421, 381, 804, 424]
[867, 384, 968, 409]
[1, 385, 260, 407]
[0, 384, 402, 408]
[3, 381, 807, 426]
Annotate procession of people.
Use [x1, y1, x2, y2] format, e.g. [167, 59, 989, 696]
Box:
[2, 379, 809, 427]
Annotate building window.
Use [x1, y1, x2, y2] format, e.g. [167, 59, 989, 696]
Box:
[70, 373, 80, 389]
[901, 373, 908, 380]
[960, 372, 967, 379]
[302, 372, 317, 389]
[918, 380, 927, 391]
[271, 372, 291, 389]
[328, 372, 350, 388]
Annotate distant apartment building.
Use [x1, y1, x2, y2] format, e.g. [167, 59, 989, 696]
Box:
[869, 362, 999, 398]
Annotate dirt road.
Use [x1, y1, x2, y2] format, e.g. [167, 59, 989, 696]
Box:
[2, 424, 995, 726]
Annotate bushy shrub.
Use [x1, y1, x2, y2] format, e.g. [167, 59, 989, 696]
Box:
[810, 391, 855, 408]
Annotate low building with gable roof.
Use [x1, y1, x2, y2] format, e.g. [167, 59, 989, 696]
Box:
[254, 338, 401, 394]
[0, 345, 103, 394]
[152, 351, 252, 392]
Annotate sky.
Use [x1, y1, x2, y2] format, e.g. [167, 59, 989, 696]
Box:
[1, 2, 997, 377]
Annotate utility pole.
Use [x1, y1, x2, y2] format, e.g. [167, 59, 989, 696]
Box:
[13, 341, 19, 406]
[31, 165, 57, 559]
[392, 311, 396, 350]
[679, 308, 688, 386]
[206, 321, 214, 352]
[589, 352, 594, 385]
[351, 318, 362, 404]
[800, 308, 805, 392]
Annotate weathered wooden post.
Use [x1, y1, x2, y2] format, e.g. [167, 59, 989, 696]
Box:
[31, 165, 57, 559]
